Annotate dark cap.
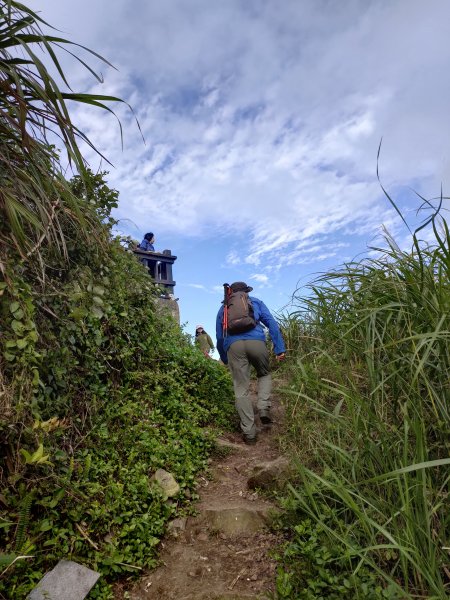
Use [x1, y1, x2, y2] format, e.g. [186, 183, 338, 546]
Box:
[230, 281, 253, 293]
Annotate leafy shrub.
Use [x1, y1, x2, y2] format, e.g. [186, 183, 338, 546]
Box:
[0, 4, 234, 596]
[275, 504, 401, 600]
[0, 172, 234, 598]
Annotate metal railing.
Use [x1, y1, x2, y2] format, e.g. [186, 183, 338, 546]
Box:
[133, 248, 177, 295]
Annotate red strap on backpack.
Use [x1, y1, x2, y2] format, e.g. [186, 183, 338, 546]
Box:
[223, 283, 230, 336]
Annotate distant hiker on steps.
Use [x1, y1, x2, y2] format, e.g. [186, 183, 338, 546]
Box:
[195, 325, 215, 357]
[216, 281, 286, 445]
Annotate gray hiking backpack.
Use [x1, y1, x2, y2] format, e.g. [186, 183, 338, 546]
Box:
[222, 283, 257, 335]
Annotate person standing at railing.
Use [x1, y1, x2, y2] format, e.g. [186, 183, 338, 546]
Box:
[139, 232, 155, 251]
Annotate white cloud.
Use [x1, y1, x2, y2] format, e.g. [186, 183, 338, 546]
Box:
[186, 283, 207, 290]
[250, 274, 269, 285]
[28, 0, 450, 270]
[184, 283, 224, 295]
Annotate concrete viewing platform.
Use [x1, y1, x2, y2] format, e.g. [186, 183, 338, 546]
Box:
[133, 248, 177, 295]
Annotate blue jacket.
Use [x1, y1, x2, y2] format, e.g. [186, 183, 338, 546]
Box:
[216, 296, 286, 364]
[139, 239, 155, 251]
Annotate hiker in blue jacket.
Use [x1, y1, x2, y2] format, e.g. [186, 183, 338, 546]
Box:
[139, 232, 155, 252]
[216, 281, 286, 445]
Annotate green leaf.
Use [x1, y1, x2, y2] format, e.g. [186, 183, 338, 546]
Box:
[20, 448, 33, 463]
[32, 368, 40, 386]
[39, 520, 53, 532]
[93, 285, 105, 296]
[11, 320, 24, 334]
[91, 306, 104, 319]
[365, 457, 450, 482]
[9, 302, 20, 313]
[70, 307, 87, 320]
[0, 553, 17, 567]
[31, 444, 44, 462]
[48, 489, 65, 508]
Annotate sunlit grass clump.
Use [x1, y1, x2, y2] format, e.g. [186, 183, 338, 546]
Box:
[278, 206, 450, 599]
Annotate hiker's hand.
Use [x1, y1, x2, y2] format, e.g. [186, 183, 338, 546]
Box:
[276, 353, 286, 361]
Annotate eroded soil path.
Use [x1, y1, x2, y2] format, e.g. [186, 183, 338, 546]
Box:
[122, 389, 286, 600]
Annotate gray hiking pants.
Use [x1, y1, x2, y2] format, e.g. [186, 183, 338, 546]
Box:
[227, 339, 272, 439]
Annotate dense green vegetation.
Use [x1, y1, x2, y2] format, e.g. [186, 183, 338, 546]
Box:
[0, 168, 234, 598]
[0, 3, 234, 597]
[276, 214, 450, 599]
[1, 2, 448, 599]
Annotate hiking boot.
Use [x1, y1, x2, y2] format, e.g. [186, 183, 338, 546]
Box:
[259, 411, 272, 425]
[243, 434, 257, 445]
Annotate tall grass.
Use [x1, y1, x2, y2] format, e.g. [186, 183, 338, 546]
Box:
[280, 207, 450, 598]
[0, 0, 125, 260]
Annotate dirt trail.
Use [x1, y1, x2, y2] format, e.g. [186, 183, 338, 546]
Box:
[122, 389, 286, 600]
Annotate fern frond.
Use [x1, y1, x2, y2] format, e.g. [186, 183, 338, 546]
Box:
[14, 492, 33, 552]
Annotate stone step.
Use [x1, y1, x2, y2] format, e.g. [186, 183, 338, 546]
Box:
[215, 437, 248, 453]
[27, 560, 100, 600]
[196, 505, 271, 535]
[247, 456, 292, 491]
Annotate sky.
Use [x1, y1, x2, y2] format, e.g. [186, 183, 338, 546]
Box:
[28, 0, 450, 350]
